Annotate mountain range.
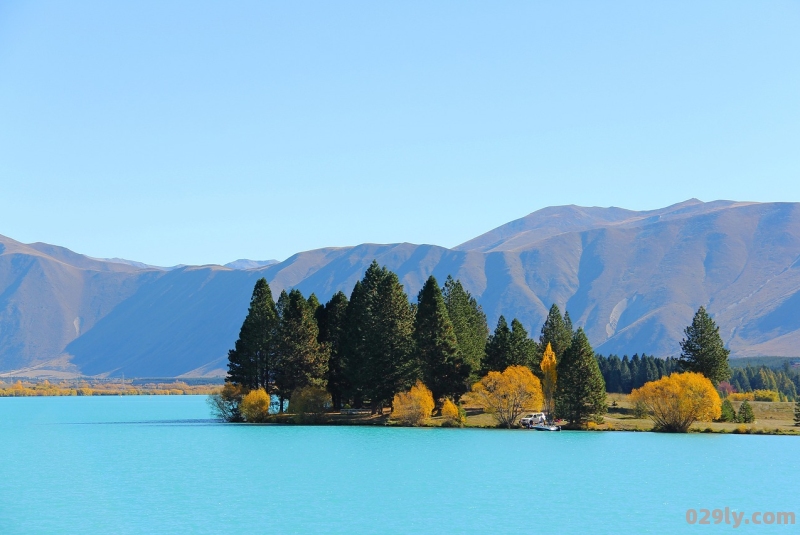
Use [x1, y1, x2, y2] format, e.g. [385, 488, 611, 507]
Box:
[2, 199, 799, 379]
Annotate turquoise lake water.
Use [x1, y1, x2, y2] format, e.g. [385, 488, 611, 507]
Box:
[1, 396, 798, 534]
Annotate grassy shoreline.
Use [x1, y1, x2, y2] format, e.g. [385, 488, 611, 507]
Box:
[4, 385, 798, 435]
[0, 379, 221, 397]
[236, 396, 800, 435]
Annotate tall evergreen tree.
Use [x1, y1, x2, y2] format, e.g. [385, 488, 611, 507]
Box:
[343, 261, 415, 413]
[318, 291, 349, 410]
[605, 355, 622, 393]
[620, 357, 632, 393]
[509, 319, 537, 369]
[483, 316, 512, 374]
[342, 280, 369, 407]
[226, 278, 278, 390]
[307, 293, 321, 313]
[414, 276, 468, 403]
[679, 306, 731, 385]
[555, 329, 607, 426]
[273, 289, 328, 410]
[368, 265, 416, 412]
[539, 304, 574, 365]
[442, 276, 488, 384]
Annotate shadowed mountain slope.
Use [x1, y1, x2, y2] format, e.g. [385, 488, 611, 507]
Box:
[1, 200, 799, 377]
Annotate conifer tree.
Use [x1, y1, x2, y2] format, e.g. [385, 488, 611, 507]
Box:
[719, 398, 736, 423]
[539, 304, 574, 364]
[415, 276, 468, 403]
[795, 398, 800, 427]
[318, 291, 349, 410]
[606, 356, 622, 393]
[555, 329, 607, 426]
[344, 261, 415, 413]
[483, 316, 512, 374]
[620, 357, 632, 393]
[442, 276, 488, 383]
[307, 293, 321, 313]
[342, 279, 369, 408]
[679, 306, 731, 385]
[509, 319, 537, 369]
[737, 399, 755, 424]
[273, 289, 328, 410]
[226, 278, 278, 390]
[369, 266, 416, 412]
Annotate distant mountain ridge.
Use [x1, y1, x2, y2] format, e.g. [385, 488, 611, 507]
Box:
[2, 199, 799, 378]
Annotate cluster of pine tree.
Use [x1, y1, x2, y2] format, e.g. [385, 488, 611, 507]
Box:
[728, 365, 799, 401]
[596, 354, 682, 394]
[226, 260, 609, 422]
[719, 398, 756, 423]
[228, 262, 492, 413]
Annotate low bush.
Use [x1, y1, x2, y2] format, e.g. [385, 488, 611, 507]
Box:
[240, 388, 271, 423]
[290, 385, 332, 424]
[392, 381, 435, 426]
[630, 372, 721, 433]
[207, 383, 246, 422]
[440, 398, 465, 427]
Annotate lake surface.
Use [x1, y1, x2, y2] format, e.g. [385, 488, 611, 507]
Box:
[1, 396, 798, 534]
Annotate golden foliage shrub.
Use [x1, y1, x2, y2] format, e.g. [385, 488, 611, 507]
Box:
[240, 388, 271, 423]
[752, 389, 780, 402]
[464, 365, 544, 428]
[440, 398, 464, 427]
[728, 392, 755, 402]
[630, 372, 721, 432]
[392, 381, 435, 426]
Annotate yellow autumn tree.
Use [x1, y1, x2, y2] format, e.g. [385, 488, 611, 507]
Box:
[630, 372, 721, 433]
[540, 342, 557, 418]
[440, 398, 464, 427]
[392, 381, 435, 426]
[240, 388, 271, 423]
[464, 365, 544, 428]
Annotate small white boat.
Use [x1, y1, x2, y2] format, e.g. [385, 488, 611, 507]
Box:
[530, 423, 561, 431]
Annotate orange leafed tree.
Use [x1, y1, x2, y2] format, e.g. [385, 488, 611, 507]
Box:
[392, 381, 435, 426]
[540, 342, 557, 418]
[630, 372, 721, 432]
[464, 365, 543, 428]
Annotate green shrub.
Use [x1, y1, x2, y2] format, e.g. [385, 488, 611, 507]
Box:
[737, 400, 755, 424]
[290, 386, 332, 424]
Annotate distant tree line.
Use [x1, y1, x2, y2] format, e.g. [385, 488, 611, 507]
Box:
[727, 365, 799, 402]
[221, 260, 608, 424]
[595, 354, 682, 394]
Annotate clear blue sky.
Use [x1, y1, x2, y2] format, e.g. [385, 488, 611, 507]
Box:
[1, 1, 798, 266]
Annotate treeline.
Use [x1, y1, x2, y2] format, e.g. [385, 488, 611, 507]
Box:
[596, 354, 682, 394]
[0, 380, 218, 397]
[225, 260, 599, 416]
[727, 365, 799, 402]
